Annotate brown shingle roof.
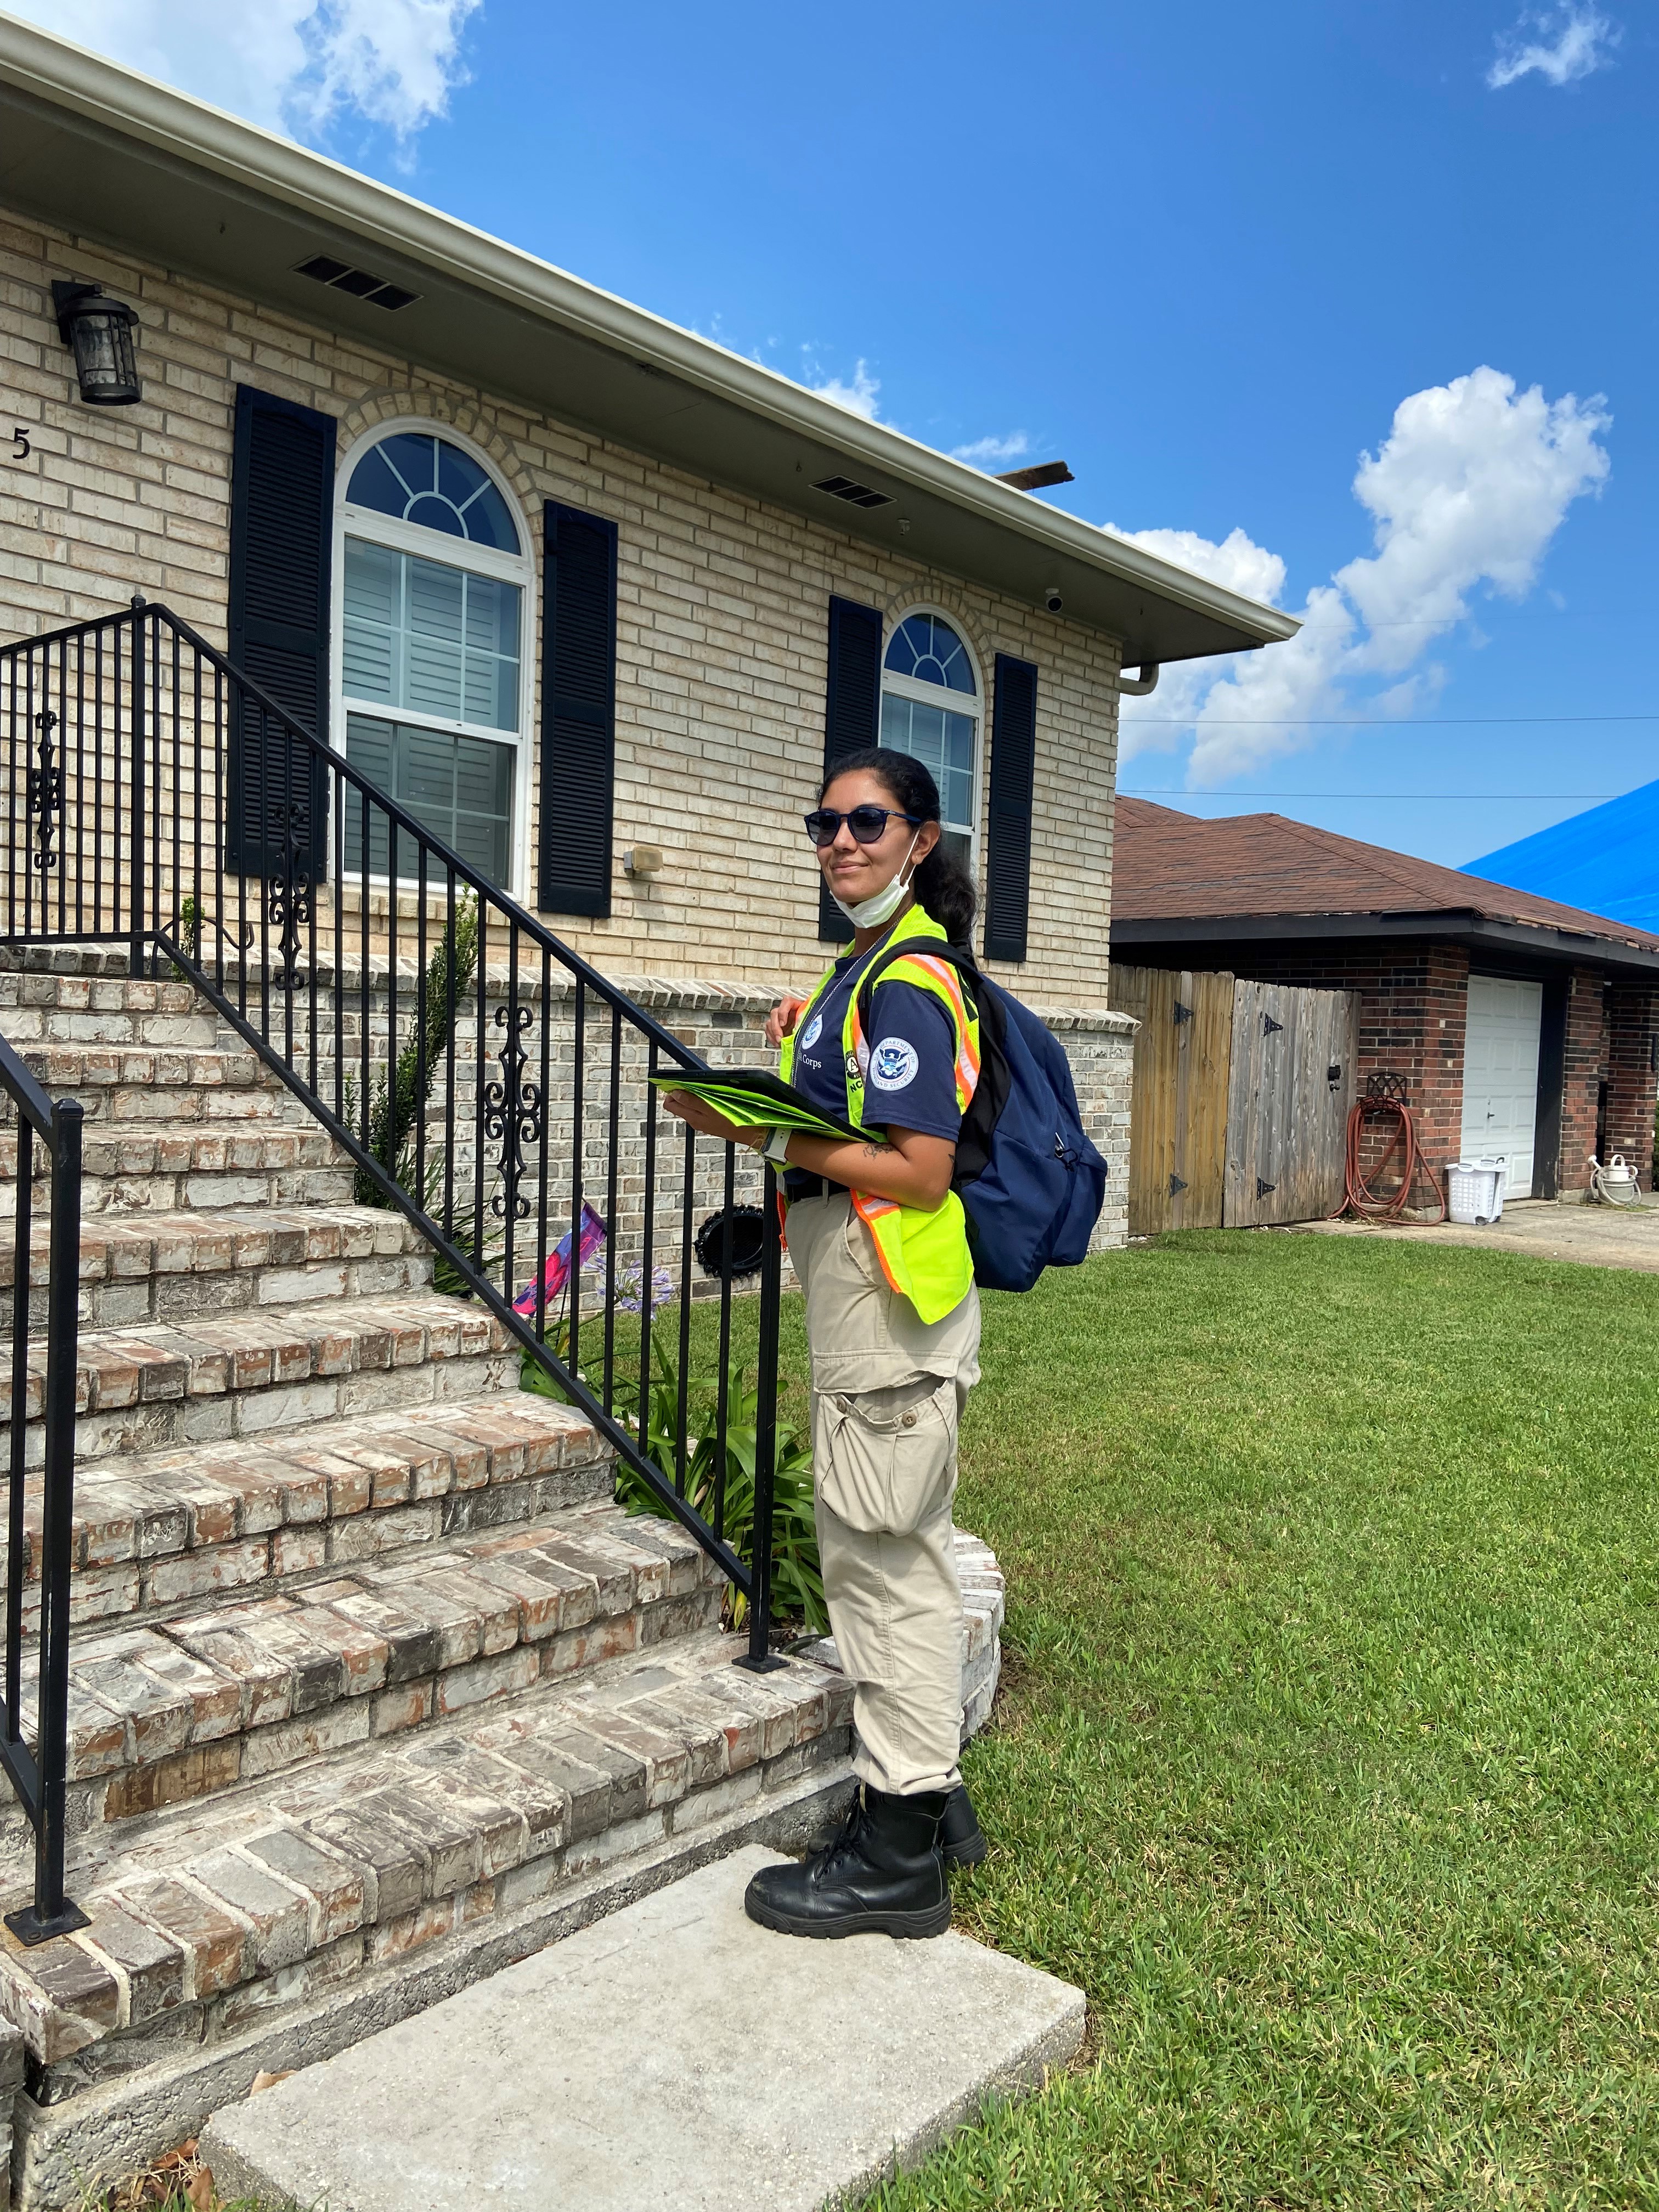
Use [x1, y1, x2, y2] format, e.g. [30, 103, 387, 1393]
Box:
[1110, 796, 1659, 954]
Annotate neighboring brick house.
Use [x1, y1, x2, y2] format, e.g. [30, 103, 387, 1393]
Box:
[0, 16, 1291, 1028]
[1110, 798, 1659, 1199]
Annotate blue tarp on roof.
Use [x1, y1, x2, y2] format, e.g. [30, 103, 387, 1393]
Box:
[1466, 779, 1659, 935]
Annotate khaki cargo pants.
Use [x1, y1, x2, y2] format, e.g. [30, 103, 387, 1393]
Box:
[785, 1193, 980, 1798]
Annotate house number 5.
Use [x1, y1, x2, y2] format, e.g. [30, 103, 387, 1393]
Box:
[9, 428, 29, 461]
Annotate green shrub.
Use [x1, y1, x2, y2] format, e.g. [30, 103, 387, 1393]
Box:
[355, 893, 480, 1208]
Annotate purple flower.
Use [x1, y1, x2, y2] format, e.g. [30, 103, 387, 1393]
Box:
[615, 1263, 676, 1316]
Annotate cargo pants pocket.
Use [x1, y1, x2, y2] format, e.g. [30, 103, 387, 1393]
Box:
[814, 1375, 957, 1538]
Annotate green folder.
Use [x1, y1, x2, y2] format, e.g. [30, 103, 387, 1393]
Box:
[646, 1066, 864, 1143]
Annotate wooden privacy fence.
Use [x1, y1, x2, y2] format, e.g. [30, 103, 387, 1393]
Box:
[1109, 965, 1358, 1234]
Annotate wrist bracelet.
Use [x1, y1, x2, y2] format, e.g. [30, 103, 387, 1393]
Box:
[761, 1126, 792, 1167]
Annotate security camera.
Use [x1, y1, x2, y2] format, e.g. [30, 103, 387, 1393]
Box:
[1043, 585, 1063, 613]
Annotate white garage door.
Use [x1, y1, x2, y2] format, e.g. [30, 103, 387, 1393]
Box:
[1461, 975, 1543, 1196]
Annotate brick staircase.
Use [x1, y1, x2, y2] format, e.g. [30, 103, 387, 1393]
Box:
[0, 955, 885, 2209]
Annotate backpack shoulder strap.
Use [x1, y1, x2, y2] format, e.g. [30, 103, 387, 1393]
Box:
[854, 939, 983, 1027]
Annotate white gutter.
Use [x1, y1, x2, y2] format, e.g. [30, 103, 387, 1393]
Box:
[0, 10, 1298, 653]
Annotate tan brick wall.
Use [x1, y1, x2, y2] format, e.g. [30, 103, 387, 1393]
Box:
[0, 205, 1121, 1006]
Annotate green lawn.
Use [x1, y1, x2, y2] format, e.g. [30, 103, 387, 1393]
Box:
[859, 1230, 1659, 2210]
[105, 1229, 1659, 2211]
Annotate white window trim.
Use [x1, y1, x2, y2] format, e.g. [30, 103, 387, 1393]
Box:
[880, 607, 984, 874]
[331, 418, 536, 901]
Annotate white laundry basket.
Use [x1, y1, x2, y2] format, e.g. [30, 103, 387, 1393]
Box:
[1447, 1158, 1506, 1225]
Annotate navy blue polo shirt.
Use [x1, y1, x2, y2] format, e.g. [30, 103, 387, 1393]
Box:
[785, 943, 963, 1198]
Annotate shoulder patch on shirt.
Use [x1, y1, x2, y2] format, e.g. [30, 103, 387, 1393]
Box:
[869, 1037, 919, 1092]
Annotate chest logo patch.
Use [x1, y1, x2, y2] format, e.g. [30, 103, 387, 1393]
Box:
[869, 1037, 919, 1092]
[798, 1012, 823, 1052]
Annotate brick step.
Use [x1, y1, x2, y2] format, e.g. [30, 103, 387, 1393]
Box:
[5, 1395, 612, 1631]
[16, 1496, 720, 1836]
[0, 972, 221, 1048]
[0, 1204, 431, 1333]
[0, 939, 582, 1004]
[0, 1629, 850, 2090]
[0, 1124, 354, 1216]
[0, 945, 131, 977]
[1, 1293, 517, 1468]
[7, 1042, 303, 1126]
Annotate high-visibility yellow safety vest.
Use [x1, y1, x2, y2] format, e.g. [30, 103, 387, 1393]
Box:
[779, 902, 980, 1325]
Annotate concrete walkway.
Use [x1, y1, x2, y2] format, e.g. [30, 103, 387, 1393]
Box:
[201, 1845, 1085, 2212]
[1298, 1194, 1659, 1273]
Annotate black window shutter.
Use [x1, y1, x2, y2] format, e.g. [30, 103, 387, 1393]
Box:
[540, 502, 618, 918]
[983, 652, 1038, 963]
[225, 384, 336, 877]
[819, 594, 884, 943]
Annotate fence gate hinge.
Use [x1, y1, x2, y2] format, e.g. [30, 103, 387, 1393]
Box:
[1172, 1001, 1192, 1025]
[1256, 1176, 1276, 1199]
[1262, 1013, 1284, 1036]
[1168, 1173, 1187, 1197]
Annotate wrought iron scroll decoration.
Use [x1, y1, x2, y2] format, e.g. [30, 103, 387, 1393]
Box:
[28, 710, 59, 873]
[267, 801, 312, 986]
[483, 1002, 543, 1220]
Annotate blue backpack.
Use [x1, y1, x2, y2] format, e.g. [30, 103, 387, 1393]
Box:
[856, 942, 1108, 1294]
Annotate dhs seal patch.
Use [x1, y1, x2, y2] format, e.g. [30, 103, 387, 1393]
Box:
[868, 1037, 919, 1092]
[798, 1012, 823, 1052]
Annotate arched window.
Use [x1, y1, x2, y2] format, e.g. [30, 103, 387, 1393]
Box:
[336, 428, 532, 886]
[880, 611, 979, 870]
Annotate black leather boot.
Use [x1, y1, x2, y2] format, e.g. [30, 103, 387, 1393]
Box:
[808, 1781, 986, 1868]
[745, 1785, 951, 1939]
[939, 1782, 988, 1866]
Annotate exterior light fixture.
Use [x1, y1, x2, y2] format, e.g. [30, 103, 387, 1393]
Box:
[52, 281, 142, 407]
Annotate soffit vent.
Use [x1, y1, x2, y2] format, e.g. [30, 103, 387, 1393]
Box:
[294, 255, 420, 312]
[811, 473, 894, 510]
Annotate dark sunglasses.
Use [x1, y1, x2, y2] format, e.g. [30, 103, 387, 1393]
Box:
[803, 805, 923, 848]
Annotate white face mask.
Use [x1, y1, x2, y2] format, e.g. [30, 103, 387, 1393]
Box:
[831, 831, 922, 930]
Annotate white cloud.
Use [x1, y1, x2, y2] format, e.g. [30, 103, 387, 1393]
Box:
[1487, 3, 1620, 88]
[1105, 524, 1292, 763]
[292, 0, 481, 139]
[1109, 523, 1287, 608]
[1336, 366, 1610, 673]
[1113, 368, 1610, 785]
[8, 0, 478, 140]
[804, 360, 882, 421]
[952, 433, 1030, 470]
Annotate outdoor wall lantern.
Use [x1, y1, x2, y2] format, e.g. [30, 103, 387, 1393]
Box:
[52, 281, 143, 407]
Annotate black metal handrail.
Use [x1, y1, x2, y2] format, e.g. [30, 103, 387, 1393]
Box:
[0, 599, 787, 1673]
[0, 1029, 84, 1943]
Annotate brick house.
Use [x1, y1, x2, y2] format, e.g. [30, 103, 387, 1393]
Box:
[1110, 798, 1659, 1199]
[0, 20, 1291, 1054]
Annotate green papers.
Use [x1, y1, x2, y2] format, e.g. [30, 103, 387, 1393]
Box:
[646, 1067, 862, 1143]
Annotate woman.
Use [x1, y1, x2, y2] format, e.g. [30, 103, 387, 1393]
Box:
[665, 746, 984, 1941]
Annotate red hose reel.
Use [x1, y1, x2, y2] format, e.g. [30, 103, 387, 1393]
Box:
[1333, 1073, 1447, 1223]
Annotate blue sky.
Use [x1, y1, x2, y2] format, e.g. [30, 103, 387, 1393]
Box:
[20, 0, 1657, 868]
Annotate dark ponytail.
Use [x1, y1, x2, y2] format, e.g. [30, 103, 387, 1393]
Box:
[820, 747, 978, 946]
